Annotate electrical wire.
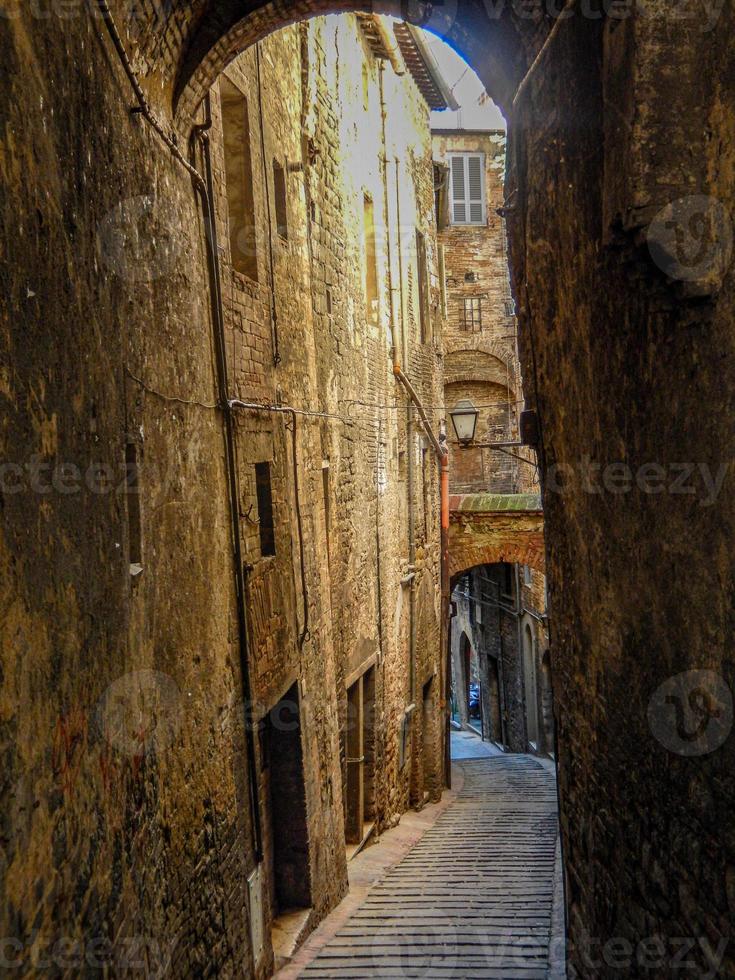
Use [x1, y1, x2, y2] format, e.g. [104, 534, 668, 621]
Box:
[125, 368, 218, 410]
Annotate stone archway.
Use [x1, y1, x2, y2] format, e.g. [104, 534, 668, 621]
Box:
[449, 493, 545, 583]
[111, 2, 529, 122]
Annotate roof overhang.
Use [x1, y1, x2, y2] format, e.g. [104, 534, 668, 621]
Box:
[393, 22, 459, 112]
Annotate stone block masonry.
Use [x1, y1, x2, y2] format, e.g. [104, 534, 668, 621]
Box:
[0, 11, 446, 979]
[4, 2, 735, 978]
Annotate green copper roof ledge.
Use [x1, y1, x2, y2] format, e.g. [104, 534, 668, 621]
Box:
[449, 493, 543, 513]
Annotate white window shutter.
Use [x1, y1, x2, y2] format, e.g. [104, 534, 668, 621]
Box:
[467, 155, 484, 224]
[451, 156, 466, 224]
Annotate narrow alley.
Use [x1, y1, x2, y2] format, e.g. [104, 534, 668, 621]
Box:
[290, 742, 561, 979]
[2, 2, 734, 979]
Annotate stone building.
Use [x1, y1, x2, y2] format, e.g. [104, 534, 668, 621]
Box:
[4, 2, 735, 978]
[0, 12, 452, 977]
[433, 129, 552, 755]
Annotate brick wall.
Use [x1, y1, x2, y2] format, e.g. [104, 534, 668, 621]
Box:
[206, 15, 447, 973]
[433, 131, 540, 499]
[0, 11, 445, 978]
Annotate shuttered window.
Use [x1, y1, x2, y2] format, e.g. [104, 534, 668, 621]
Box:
[449, 153, 486, 225]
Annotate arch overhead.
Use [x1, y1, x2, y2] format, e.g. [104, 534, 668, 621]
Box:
[449, 493, 545, 581]
[114, 2, 528, 121]
[444, 348, 517, 392]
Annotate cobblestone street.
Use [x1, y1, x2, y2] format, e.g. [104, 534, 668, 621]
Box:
[289, 748, 561, 978]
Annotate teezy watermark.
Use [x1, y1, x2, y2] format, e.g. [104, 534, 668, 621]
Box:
[544, 458, 730, 506]
[648, 195, 733, 290]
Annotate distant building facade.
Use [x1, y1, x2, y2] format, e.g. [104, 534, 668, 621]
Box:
[433, 129, 553, 756]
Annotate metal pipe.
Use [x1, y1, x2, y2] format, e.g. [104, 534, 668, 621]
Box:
[512, 0, 577, 111]
[459, 440, 524, 449]
[393, 367, 445, 462]
[194, 95, 263, 863]
[96, 0, 204, 192]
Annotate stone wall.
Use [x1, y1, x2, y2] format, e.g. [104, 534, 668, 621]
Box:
[450, 561, 550, 755]
[505, 7, 735, 976]
[4, 2, 735, 977]
[0, 11, 445, 977]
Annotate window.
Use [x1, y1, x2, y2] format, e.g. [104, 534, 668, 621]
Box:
[363, 195, 379, 324]
[273, 159, 288, 240]
[462, 296, 482, 331]
[449, 153, 486, 225]
[505, 297, 516, 317]
[502, 563, 514, 599]
[220, 77, 258, 280]
[255, 462, 275, 557]
[416, 230, 430, 343]
[524, 565, 533, 586]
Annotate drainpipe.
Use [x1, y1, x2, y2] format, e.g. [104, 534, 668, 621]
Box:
[392, 158, 417, 717]
[192, 95, 263, 862]
[96, 3, 263, 870]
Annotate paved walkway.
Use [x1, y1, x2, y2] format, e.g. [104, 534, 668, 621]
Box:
[296, 753, 560, 978]
[450, 728, 504, 760]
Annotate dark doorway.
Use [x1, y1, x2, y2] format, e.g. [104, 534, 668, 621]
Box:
[263, 684, 312, 916]
[344, 667, 375, 846]
[487, 654, 503, 747]
[422, 676, 439, 800]
[539, 650, 555, 758]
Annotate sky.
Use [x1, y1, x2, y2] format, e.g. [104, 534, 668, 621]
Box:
[422, 31, 506, 132]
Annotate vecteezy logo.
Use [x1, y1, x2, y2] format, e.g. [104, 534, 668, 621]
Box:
[370, 905, 458, 977]
[647, 670, 733, 757]
[647, 195, 733, 290]
[96, 669, 183, 757]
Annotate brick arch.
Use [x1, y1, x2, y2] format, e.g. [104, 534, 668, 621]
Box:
[444, 349, 517, 391]
[116, 1, 528, 121]
[443, 337, 516, 368]
[449, 500, 545, 582]
[449, 538, 545, 584]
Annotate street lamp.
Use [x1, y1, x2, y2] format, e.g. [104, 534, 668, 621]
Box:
[449, 400, 479, 445]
